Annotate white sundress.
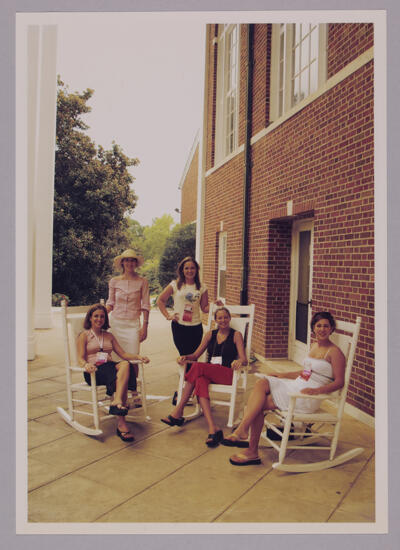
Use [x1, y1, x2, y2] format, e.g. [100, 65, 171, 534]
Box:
[267, 356, 334, 414]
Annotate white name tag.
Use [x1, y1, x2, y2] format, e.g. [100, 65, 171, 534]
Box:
[210, 356, 222, 365]
[95, 351, 108, 365]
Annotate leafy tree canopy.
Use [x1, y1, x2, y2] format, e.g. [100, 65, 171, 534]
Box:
[126, 214, 176, 295]
[53, 77, 139, 305]
[158, 222, 196, 289]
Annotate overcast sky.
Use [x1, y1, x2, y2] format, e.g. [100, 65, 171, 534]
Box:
[53, 13, 205, 226]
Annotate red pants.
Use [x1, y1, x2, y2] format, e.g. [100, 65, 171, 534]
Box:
[184, 362, 233, 399]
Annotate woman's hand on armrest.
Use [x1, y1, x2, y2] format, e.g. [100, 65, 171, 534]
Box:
[177, 355, 191, 365]
[84, 362, 97, 373]
[231, 359, 246, 371]
[300, 387, 322, 395]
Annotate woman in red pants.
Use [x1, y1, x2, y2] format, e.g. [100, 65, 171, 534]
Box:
[161, 307, 247, 447]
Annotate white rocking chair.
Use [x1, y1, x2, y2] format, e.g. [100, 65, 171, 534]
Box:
[177, 303, 255, 428]
[56, 301, 150, 437]
[259, 316, 363, 472]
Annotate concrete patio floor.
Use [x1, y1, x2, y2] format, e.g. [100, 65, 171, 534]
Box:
[27, 308, 375, 527]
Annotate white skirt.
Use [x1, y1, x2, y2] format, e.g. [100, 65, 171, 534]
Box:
[267, 375, 322, 414]
[109, 313, 140, 359]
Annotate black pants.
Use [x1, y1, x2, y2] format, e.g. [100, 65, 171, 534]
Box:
[84, 361, 137, 395]
[171, 321, 203, 372]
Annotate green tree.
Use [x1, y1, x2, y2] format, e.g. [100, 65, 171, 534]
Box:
[125, 215, 175, 295]
[158, 222, 196, 289]
[126, 218, 145, 254]
[139, 258, 162, 296]
[141, 214, 175, 259]
[53, 78, 139, 305]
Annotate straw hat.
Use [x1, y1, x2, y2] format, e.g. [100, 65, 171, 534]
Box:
[113, 249, 144, 271]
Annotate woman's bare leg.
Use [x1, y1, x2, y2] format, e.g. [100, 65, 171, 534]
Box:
[169, 380, 195, 418]
[113, 361, 130, 405]
[231, 378, 272, 439]
[113, 361, 131, 433]
[198, 396, 218, 434]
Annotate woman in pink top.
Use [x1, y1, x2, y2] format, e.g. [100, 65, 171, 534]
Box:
[106, 249, 150, 405]
[77, 303, 149, 442]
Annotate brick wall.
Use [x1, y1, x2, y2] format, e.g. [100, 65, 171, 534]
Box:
[252, 24, 271, 135]
[180, 145, 199, 225]
[202, 23, 375, 416]
[203, 154, 244, 302]
[327, 23, 374, 77]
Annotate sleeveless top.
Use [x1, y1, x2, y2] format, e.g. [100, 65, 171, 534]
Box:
[84, 330, 113, 365]
[206, 328, 237, 368]
[301, 356, 334, 385]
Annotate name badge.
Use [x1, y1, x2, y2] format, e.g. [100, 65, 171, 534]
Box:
[95, 351, 108, 366]
[182, 303, 193, 322]
[211, 356, 222, 365]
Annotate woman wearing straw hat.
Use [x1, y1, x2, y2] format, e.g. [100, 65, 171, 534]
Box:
[106, 249, 150, 406]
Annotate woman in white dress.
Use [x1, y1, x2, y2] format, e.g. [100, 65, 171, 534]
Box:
[221, 311, 346, 466]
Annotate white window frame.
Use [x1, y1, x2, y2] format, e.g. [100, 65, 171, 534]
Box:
[217, 231, 227, 301]
[215, 24, 240, 163]
[270, 23, 327, 122]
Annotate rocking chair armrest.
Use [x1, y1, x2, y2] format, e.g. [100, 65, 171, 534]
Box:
[235, 364, 249, 374]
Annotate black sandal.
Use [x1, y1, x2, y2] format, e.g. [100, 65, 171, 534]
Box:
[116, 428, 134, 442]
[109, 404, 128, 416]
[160, 414, 185, 427]
[206, 429, 223, 447]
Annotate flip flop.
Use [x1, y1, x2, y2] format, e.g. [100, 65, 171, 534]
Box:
[229, 453, 262, 466]
[116, 428, 135, 442]
[109, 404, 128, 416]
[221, 434, 249, 448]
[132, 396, 142, 408]
[160, 414, 185, 427]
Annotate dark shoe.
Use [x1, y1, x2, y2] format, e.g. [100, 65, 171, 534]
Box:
[266, 424, 311, 440]
[109, 404, 128, 416]
[229, 454, 262, 466]
[171, 391, 178, 406]
[161, 414, 185, 427]
[206, 429, 224, 447]
[221, 434, 250, 448]
[116, 428, 134, 442]
[132, 395, 142, 408]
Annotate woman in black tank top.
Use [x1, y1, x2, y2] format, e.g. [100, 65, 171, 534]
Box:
[161, 307, 248, 447]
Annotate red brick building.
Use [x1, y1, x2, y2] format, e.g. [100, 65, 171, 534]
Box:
[197, 23, 374, 417]
[179, 132, 199, 225]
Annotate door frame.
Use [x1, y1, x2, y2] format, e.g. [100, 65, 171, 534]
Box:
[288, 219, 314, 363]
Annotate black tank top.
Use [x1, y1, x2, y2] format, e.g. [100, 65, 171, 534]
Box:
[206, 328, 237, 368]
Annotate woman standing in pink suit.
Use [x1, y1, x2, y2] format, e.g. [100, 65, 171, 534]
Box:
[106, 249, 150, 406]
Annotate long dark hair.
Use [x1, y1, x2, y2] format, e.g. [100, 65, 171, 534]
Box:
[310, 311, 336, 333]
[176, 256, 201, 290]
[83, 304, 110, 330]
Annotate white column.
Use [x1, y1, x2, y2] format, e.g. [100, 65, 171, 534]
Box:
[33, 25, 58, 329]
[195, 26, 209, 266]
[26, 26, 40, 358]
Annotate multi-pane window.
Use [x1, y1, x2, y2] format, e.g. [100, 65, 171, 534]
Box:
[292, 23, 319, 106]
[215, 24, 239, 162]
[272, 23, 327, 120]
